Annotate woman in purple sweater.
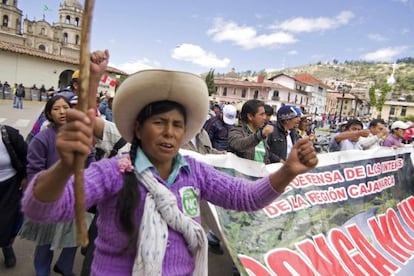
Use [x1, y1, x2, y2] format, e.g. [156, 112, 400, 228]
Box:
[22, 68, 318, 275]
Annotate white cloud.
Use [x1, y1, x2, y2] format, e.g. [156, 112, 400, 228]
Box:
[288, 50, 298, 55]
[368, 33, 386, 41]
[360, 46, 408, 61]
[109, 58, 159, 74]
[271, 11, 355, 33]
[171, 43, 230, 68]
[207, 18, 297, 49]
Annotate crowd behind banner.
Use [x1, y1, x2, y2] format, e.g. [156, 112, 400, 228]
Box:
[181, 145, 414, 275]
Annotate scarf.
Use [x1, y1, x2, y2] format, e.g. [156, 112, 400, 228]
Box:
[132, 169, 208, 275]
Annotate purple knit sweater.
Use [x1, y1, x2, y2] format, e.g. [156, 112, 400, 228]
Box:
[22, 156, 280, 275]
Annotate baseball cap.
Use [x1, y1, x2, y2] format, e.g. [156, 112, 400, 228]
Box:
[222, 104, 237, 125]
[277, 105, 301, 120]
[72, 70, 80, 79]
[391, 121, 410, 130]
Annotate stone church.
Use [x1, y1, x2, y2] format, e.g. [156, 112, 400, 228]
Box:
[0, 0, 125, 96]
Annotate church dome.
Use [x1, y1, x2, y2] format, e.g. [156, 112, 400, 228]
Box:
[63, 0, 83, 9]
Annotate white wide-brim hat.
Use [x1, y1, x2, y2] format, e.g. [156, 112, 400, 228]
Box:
[112, 69, 209, 145]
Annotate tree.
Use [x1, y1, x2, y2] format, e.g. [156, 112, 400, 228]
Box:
[205, 69, 215, 96]
[368, 83, 391, 113]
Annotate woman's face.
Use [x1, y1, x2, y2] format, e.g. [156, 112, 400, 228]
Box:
[135, 109, 186, 168]
[49, 98, 70, 127]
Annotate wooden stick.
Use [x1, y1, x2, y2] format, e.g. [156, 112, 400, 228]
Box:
[74, 0, 95, 247]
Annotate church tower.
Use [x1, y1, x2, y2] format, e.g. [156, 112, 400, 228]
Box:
[0, 0, 23, 43]
[55, 0, 82, 58]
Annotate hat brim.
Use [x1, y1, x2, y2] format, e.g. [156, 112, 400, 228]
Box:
[112, 69, 209, 145]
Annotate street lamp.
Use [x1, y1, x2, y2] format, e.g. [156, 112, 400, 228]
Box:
[338, 84, 352, 123]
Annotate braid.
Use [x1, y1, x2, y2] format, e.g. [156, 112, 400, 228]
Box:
[116, 137, 140, 252]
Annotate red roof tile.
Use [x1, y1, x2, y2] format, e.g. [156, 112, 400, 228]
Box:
[0, 40, 126, 75]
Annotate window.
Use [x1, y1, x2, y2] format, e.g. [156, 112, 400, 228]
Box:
[401, 106, 407, 116]
[75, 17, 80, 27]
[390, 106, 395, 115]
[233, 88, 236, 95]
[273, 90, 279, 97]
[295, 95, 298, 103]
[288, 92, 291, 102]
[63, 33, 68, 44]
[75, 34, 79, 45]
[38, 44, 46, 51]
[65, 15, 71, 24]
[3, 15, 8, 27]
[2, 0, 7, 4]
[241, 89, 247, 98]
[41, 28, 46, 35]
[253, 90, 259, 99]
[223, 87, 227, 96]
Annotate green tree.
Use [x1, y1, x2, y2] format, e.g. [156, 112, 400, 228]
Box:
[369, 83, 391, 113]
[205, 69, 215, 96]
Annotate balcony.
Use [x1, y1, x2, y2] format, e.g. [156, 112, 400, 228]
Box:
[271, 96, 280, 101]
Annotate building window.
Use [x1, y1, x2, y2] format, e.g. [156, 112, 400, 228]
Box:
[401, 106, 407, 116]
[75, 34, 79, 45]
[273, 90, 279, 97]
[241, 89, 247, 98]
[75, 17, 80, 27]
[253, 90, 259, 99]
[288, 92, 291, 102]
[2, 0, 7, 4]
[223, 87, 227, 96]
[41, 28, 46, 35]
[233, 88, 236, 95]
[38, 44, 46, 51]
[295, 95, 298, 103]
[63, 33, 68, 44]
[65, 15, 71, 24]
[3, 15, 8, 27]
[390, 106, 395, 115]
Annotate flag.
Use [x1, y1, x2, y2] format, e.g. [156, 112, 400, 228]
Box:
[101, 75, 117, 87]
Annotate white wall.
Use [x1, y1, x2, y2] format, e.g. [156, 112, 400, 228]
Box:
[0, 51, 76, 88]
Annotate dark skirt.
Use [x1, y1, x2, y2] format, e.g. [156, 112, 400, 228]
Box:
[0, 174, 23, 247]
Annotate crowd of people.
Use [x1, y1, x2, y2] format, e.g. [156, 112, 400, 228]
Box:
[0, 49, 412, 275]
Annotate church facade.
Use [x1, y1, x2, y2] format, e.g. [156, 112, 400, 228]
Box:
[0, 0, 124, 94]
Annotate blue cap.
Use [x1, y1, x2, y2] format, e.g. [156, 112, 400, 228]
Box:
[277, 105, 301, 120]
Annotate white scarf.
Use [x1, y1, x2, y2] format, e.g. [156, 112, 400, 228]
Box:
[132, 170, 208, 276]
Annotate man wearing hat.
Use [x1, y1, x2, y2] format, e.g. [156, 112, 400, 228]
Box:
[267, 105, 302, 163]
[228, 99, 274, 163]
[383, 121, 412, 147]
[203, 104, 237, 151]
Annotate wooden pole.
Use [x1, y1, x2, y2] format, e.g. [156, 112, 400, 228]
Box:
[74, 0, 95, 247]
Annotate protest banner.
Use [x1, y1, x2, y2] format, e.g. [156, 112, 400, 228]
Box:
[181, 146, 414, 275]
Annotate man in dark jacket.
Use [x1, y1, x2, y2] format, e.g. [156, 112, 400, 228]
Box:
[203, 104, 236, 151]
[228, 99, 274, 163]
[268, 105, 302, 163]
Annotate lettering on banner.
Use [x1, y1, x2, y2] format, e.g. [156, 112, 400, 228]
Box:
[242, 197, 414, 275]
[263, 159, 403, 218]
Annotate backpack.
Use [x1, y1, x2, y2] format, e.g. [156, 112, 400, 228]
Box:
[15, 87, 24, 97]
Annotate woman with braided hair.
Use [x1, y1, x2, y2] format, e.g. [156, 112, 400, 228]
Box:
[22, 65, 318, 275]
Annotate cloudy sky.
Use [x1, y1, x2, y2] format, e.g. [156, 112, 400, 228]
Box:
[19, 0, 414, 74]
